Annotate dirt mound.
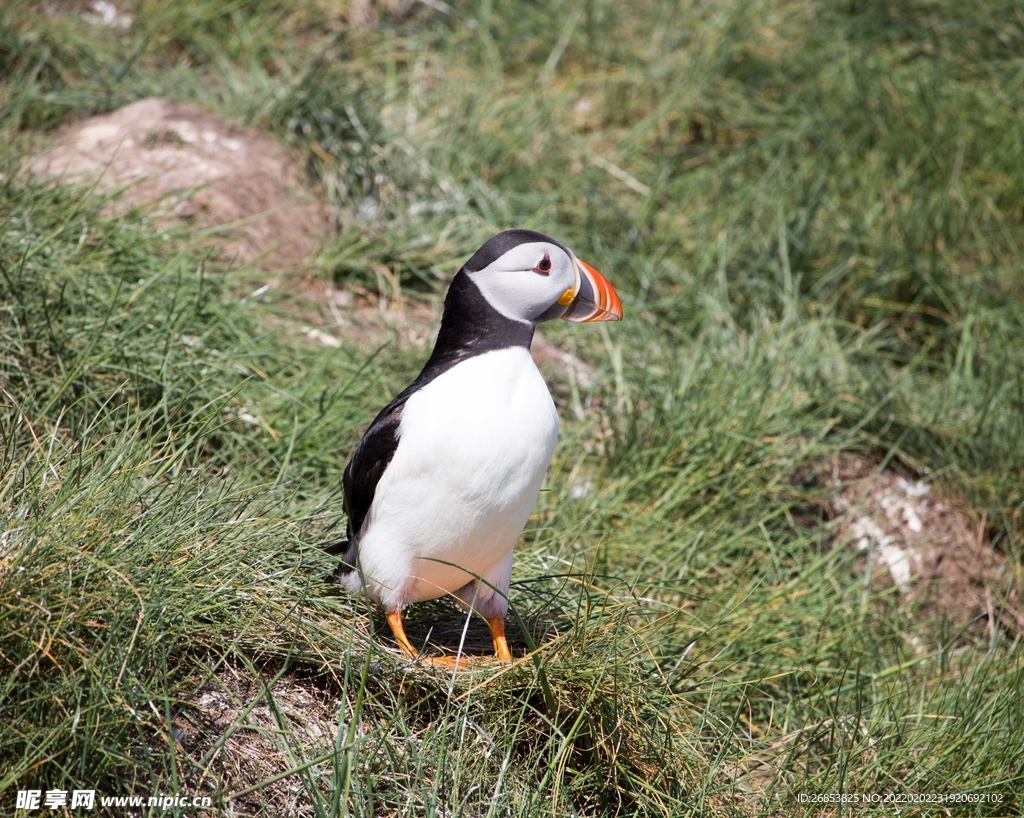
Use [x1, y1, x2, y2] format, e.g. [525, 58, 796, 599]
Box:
[174, 666, 342, 814]
[28, 97, 329, 271]
[826, 455, 1021, 638]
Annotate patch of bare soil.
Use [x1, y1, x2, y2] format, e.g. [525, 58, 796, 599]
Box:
[28, 97, 330, 271]
[175, 666, 345, 816]
[825, 455, 1021, 638]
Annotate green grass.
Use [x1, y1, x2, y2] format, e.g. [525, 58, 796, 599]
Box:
[2, 0, 1023, 815]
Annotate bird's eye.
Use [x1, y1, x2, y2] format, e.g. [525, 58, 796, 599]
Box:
[533, 254, 552, 275]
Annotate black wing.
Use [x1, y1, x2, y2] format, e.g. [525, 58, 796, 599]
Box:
[343, 397, 406, 541]
[331, 390, 411, 579]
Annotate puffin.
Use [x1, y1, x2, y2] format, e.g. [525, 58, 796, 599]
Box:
[329, 229, 622, 667]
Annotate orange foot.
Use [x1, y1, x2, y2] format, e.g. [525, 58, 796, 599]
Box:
[385, 611, 513, 669]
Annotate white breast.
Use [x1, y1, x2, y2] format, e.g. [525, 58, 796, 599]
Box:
[350, 347, 559, 611]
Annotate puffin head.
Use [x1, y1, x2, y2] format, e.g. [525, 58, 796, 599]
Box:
[461, 229, 622, 325]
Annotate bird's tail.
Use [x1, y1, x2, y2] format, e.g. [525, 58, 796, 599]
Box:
[324, 539, 357, 581]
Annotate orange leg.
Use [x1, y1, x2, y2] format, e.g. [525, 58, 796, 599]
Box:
[386, 611, 418, 659]
[487, 616, 512, 660]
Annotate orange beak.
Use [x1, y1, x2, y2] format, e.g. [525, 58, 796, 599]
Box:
[561, 258, 623, 323]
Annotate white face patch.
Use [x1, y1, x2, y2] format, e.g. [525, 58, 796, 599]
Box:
[466, 241, 577, 323]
